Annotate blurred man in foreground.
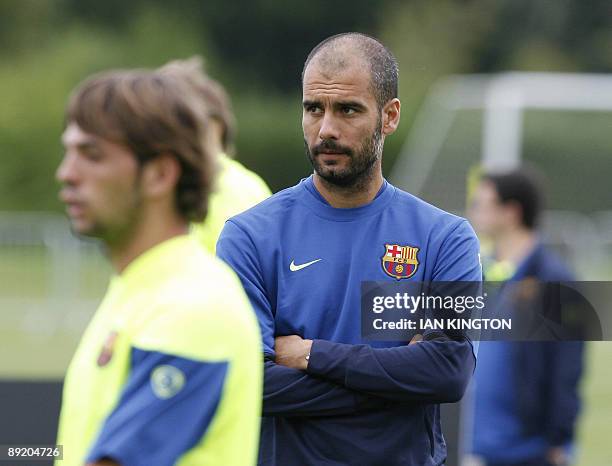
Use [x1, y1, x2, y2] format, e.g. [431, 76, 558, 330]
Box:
[55, 68, 262, 466]
[159, 57, 271, 253]
[465, 168, 584, 466]
[217, 32, 482, 465]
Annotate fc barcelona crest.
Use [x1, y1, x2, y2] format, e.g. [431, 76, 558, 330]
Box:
[97, 331, 118, 367]
[382, 244, 419, 280]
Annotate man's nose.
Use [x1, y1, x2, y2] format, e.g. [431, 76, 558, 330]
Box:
[318, 113, 341, 141]
[56, 152, 80, 185]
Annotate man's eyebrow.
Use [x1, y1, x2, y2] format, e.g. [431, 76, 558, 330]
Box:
[302, 99, 368, 111]
[334, 100, 367, 111]
[61, 138, 99, 151]
[302, 99, 320, 108]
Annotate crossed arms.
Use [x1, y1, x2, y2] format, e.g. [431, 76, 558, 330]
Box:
[217, 218, 482, 417]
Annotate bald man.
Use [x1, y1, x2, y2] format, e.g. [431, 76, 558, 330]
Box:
[218, 33, 482, 465]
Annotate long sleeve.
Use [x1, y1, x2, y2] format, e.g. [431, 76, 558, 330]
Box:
[217, 219, 386, 417]
[545, 341, 584, 446]
[308, 220, 482, 403]
[263, 359, 388, 417]
[307, 337, 475, 403]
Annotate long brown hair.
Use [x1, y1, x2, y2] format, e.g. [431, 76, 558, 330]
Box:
[66, 69, 214, 222]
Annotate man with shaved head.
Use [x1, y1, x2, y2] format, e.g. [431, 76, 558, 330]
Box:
[300, 32, 398, 193]
[218, 32, 482, 465]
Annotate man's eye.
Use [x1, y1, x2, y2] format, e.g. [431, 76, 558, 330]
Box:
[82, 149, 103, 161]
[306, 105, 322, 114]
[342, 107, 356, 115]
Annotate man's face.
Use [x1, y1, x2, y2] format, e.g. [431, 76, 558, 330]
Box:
[468, 181, 508, 238]
[57, 123, 143, 244]
[302, 59, 383, 187]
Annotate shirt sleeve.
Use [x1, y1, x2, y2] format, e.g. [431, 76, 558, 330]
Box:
[306, 219, 482, 403]
[431, 219, 482, 282]
[262, 359, 388, 417]
[217, 219, 276, 357]
[86, 348, 228, 466]
[545, 340, 584, 446]
[217, 219, 387, 416]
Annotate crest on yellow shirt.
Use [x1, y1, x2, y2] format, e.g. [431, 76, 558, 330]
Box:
[382, 244, 419, 280]
[97, 331, 118, 367]
[151, 365, 186, 399]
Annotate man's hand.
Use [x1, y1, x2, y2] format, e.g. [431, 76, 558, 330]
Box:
[274, 334, 420, 371]
[275, 335, 313, 370]
[409, 334, 423, 344]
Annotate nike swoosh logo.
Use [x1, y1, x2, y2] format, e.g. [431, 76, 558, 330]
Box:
[290, 259, 322, 272]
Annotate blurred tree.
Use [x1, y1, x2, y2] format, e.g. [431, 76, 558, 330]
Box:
[0, 0, 62, 56]
[61, 0, 386, 93]
[474, 0, 612, 72]
[0, 4, 211, 211]
[380, 1, 497, 172]
[1, 0, 611, 209]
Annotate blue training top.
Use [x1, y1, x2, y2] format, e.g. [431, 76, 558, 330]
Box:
[217, 176, 482, 466]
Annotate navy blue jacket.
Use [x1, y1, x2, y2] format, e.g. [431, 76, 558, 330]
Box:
[512, 244, 584, 447]
[471, 243, 584, 462]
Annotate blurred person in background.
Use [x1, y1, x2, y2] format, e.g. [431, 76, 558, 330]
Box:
[55, 68, 262, 466]
[464, 167, 584, 466]
[159, 57, 272, 253]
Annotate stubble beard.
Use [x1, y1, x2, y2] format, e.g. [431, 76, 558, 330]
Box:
[305, 118, 384, 193]
[73, 188, 144, 252]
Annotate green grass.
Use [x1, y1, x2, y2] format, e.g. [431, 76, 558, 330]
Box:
[0, 248, 108, 378]
[0, 302, 97, 379]
[575, 342, 612, 465]
[0, 247, 110, 299]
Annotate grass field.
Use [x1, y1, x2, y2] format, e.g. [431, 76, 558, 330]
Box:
[0, 246, 108, 377]
[1, 250, 610, 464]
[575, 342, 612, 465]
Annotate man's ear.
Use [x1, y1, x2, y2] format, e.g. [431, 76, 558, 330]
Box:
[381, 98, 401, 136]
[140, 154, 181, 200]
